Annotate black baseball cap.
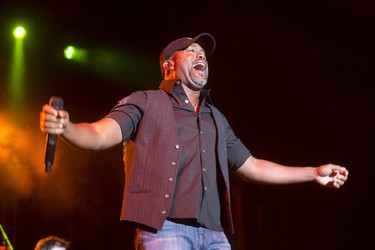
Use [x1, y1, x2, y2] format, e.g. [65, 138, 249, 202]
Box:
[159, 33, 216, 76]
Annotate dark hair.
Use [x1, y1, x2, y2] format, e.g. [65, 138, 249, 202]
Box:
[35, 236, 70, 250]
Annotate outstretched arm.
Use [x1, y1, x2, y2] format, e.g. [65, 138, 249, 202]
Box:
[236, 156, 349, 189]
[40, 104, 122, 151]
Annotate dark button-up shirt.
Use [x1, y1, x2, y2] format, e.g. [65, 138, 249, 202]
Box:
[107, 80, 250, 232]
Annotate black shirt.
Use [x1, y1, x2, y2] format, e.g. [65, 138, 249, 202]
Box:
[107, 80, 250, 232]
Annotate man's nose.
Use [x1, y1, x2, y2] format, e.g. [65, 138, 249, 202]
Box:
[197, 53, 206, 60]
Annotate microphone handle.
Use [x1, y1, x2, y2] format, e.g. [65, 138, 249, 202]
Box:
[44, 96, 64, 173]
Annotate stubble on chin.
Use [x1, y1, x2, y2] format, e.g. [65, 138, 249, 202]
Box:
[190, 72, 208, 88]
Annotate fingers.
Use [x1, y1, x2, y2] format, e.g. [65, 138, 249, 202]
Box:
[332, 169, 348, 189]
[334, 177, 345, 186]
[321, 164, 349, 177]
[315, 164, 349, 189]
[339, 167, 349, 177]
[40, 104, 67, 134]
[42, 104, 58, 115]
[333, 167, 348, 180]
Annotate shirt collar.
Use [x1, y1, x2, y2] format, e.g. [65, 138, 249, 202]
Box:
[159, 79, 211, 101]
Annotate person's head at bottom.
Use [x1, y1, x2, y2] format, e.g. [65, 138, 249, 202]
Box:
[34, 236, 70, 250]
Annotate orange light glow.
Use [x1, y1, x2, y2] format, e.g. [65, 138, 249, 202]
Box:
[0, 111, 45, 197]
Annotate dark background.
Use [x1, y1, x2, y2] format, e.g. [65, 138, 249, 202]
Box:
[0, 0, 374, 249]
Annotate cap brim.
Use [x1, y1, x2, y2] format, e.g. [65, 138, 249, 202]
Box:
[192, 33, 216, 57]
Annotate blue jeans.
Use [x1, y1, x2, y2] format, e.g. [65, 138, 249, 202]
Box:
[134, 220, 231, 250]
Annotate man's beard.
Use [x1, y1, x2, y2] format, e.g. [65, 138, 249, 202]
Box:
[190, 72, 208, 87]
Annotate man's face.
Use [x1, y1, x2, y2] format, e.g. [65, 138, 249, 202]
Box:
[173, 43, 209, 90]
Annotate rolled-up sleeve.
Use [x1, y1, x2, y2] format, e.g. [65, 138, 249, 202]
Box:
[106, 91, 146, 142]
[227, 140, 251, 171]
[222, 115, 251, 171]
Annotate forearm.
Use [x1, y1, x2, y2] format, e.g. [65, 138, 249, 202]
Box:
[60, 122, 105, 150]
[237, 156, 318, 185]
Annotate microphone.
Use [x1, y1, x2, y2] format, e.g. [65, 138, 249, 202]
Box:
[44, 96, 64, 173]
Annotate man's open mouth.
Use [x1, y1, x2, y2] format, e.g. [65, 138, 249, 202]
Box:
[193, 61, 206, 71]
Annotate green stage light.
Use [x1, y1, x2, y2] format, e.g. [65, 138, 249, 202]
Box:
[64, 46, 87, 63]
[13, 26, 26, 39]
[64, 46, 76, 59]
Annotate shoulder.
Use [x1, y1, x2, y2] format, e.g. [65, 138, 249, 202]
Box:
[112, 89, 168, 111]
[117, 90, 147, 105]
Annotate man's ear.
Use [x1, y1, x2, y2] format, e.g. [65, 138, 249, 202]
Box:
[163, 60, 175, 71]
